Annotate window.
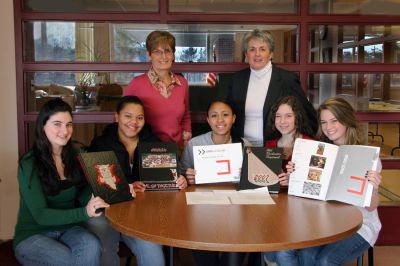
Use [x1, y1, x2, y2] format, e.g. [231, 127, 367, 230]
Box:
[14, 0, 400, 208]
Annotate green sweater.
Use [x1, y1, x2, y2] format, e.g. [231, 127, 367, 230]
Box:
[13, 151, 92, 248]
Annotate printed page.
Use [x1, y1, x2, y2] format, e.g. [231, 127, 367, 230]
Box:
[185, 192, 231, 205]
[231, 190, 275, 205]
[193, 143, 243, 184]
[326, 145, 380, 207]
[185, 189, 275, 205]
[214, 188, 275, 204]
[288, 139, 338, 200]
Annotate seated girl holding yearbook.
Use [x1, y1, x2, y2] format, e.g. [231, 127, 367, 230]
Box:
[180, 100, 250, 185]
[264, 97, 382, 266]
[180, 100, 250, 266]
[85, 96, 187, 266]
[14, 98, 107, 265]
[264, 96, 314, 186]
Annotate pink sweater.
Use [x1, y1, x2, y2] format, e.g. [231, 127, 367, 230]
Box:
[123, 73, 191, 146]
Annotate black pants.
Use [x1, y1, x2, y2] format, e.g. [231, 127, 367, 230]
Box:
[192, 250, 262, 266]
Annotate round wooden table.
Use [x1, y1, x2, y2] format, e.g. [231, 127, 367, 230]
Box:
[106, 184, 362, 252]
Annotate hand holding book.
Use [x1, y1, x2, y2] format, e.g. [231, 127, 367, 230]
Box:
[131, 181, 146, 193]
[86, 195, 110, 217]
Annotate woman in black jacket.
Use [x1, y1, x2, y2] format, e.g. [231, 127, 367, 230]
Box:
[89, 96, 187, 191]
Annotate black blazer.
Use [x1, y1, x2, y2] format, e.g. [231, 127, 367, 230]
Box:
[227, 65, 317, 142]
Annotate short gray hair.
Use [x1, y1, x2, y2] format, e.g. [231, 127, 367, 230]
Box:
[243, 29, 275, 53]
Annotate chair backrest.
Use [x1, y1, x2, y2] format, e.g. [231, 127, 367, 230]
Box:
[97, 83, 123, 111]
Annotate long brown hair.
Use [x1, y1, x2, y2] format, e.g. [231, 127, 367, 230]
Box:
[317, 97, 365, 145]
[267, 95, 314, 141]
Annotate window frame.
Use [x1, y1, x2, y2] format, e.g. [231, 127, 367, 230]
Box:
[14, 0, 400, 169]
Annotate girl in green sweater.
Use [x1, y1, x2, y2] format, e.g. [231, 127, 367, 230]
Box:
[14, 98, 108, 265]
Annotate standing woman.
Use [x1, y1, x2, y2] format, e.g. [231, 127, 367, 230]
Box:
[227, 29, 317, 146]
[13, 98, 108, 266]
[124, 30, 192, 150]
[265, 96, 314, 186]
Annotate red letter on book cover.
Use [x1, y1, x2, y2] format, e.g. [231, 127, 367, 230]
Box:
[346, 176, 367, 195]
[216, 160, 231, 175]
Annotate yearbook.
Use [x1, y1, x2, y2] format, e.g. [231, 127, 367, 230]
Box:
[288, 138, 380, 207]
[138, 142, 179, 191]
[239, 147, 283, 193]
[193, 143, 243, 184]
[78, 151, 133, 204]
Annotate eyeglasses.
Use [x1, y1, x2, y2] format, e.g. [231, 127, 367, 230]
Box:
[246, 47, 270, 54]
[151, 49, 174, 57]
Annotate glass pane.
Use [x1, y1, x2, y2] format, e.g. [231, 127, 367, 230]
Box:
[25, 71, 234, 113]
[309, 25, 400, 63]
[169, 0, 297, 13]
[25, 71, 140, 112]
[310, 0, 400, 15]
[367, 123, 400, 159]
[23, 0, 157, 12]
[23, 22, 298, 63]
[307, 72, 400, 111]
[380, 169, 400, 204]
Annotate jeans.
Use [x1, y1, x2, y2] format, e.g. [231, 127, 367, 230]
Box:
[300, 233, 371, 266]
[14, 225, 101, 266]
[264, 250, 299, 266]
[84, 215, 165, 266]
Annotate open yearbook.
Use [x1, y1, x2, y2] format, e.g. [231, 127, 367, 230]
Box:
[78, 151, 133, 204]
[138, 142, 179, 191]
[239, 147, 283, 193]
[288, 138, 380, 207]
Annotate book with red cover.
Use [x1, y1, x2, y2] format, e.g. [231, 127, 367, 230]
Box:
[239, 147, 283, 193]
[78, 151, 133, 204]
[138, 142, 179, 191]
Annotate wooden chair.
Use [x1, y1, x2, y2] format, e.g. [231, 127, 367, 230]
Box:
[97, 83, 123, 111]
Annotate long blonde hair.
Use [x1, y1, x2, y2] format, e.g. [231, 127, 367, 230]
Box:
[317, 97, 365, 145]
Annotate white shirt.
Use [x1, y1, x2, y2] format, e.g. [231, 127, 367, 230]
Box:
[244, 62, 272, 146]
[357, 159, 382, 246]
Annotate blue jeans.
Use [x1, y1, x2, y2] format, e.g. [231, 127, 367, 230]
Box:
[84, 215, 165, 266]
[264, 250, 299, 266]
[299, 233, 371, 266]
[14, 225, 101, 266]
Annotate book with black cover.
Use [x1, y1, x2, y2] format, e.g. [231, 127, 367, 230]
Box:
[239, 147, 283, 193]
[78, 151, 133, 204]
[138, 142, 179, 191]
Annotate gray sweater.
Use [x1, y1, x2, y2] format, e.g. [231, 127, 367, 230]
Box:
[180, 131, 251, 174]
